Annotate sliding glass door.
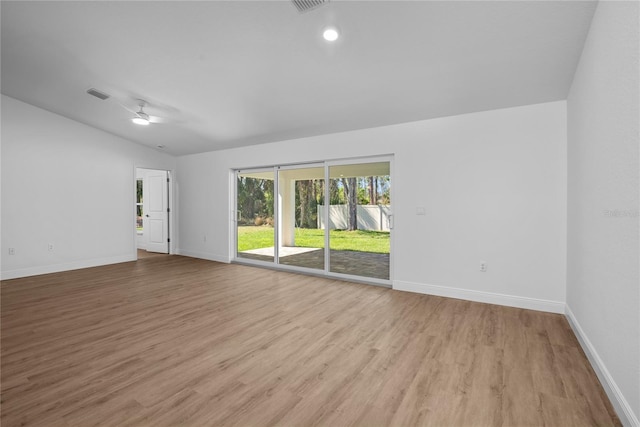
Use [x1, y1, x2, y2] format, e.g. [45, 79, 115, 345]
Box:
[234, 157, 392, 284]
[327, 161, 391, 280]
[236, 169, 275, 263]
[277, 165, 326, 271]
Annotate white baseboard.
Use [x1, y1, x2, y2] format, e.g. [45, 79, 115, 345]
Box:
[393, 280, 565, 314]
[565, 305, 639, 427]
[0, 254, 136, 281]
[175, 248, 230, 264]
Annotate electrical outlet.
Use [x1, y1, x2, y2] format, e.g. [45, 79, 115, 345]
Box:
[48, 243, 54, 252]
[8, 248, 15, 255]
[480, 262, 487, 272]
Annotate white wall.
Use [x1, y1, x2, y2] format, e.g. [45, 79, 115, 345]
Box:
[566, 1, 640, 425]
[176, 101, 567, 313]
[1, 95, 176, 280]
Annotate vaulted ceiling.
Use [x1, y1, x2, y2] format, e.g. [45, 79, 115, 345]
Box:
[1, 1, 597, 156]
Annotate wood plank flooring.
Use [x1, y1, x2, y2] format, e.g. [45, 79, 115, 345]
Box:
[1, 255, 620, 426]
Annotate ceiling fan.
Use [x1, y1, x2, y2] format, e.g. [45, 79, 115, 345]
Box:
[86, 88, 169, 126]
[130, 100, 157, 126]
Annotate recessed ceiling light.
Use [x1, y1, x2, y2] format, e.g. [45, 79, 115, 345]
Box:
[323, 27, 339, 42]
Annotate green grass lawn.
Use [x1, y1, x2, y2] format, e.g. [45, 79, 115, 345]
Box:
[237, 226, 390, 254]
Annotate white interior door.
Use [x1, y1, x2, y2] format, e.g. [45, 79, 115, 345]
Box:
[144, 170, 169, 253]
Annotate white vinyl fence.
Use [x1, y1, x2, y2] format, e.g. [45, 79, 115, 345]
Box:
[317, 205, 391, 231]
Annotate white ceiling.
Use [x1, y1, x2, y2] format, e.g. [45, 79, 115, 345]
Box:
[1, 1, 597, 156]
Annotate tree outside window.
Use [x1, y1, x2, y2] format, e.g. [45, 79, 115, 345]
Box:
[136, 179, 143, 232]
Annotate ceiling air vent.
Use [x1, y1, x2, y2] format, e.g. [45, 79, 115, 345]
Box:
[86, 88, 110, 101]
[291, 0, 328, 13]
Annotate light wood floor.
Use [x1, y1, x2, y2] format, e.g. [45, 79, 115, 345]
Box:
[1, 255, 620, 426]
[136, 249, 169, 259]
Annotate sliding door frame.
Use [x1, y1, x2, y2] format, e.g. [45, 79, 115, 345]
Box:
[233, 167, 278, 266]
[232, 155, 393, 287]
[323, 156, 394, 286]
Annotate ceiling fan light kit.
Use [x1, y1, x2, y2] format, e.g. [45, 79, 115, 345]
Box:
[132, 102, 151, 125]
[132, 115, 150, 126]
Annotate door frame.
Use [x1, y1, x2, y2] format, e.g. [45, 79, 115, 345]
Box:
[231, 155, 393, 287]
[133, 166, 175, 258]
[324, 156, 394, 286]
[232, 167, 278, 264]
